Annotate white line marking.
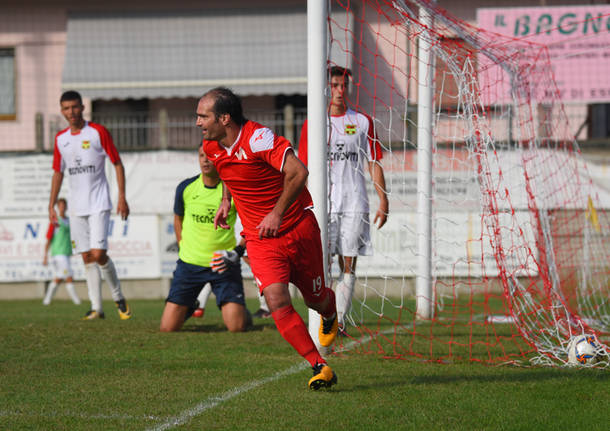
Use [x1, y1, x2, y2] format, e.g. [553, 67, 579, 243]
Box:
[148, 330, 393, 431]
[0, 410, 161, 421]
[146, 362, 309, 431]
[0, 330, 397, 428]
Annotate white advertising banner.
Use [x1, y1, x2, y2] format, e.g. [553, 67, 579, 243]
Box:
[0, 154, 55, 217]
[0, 150, 606, 281]
[0, 215, 160, 282]
[2, 150, 609, 218]
[357, 210, 537, 278]
[0, 150, 199, 217]
[160, 214, 179, 277]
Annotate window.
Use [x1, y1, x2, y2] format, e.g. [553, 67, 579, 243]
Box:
[0, 48, 16, 120]
[589, 104, 610, 139]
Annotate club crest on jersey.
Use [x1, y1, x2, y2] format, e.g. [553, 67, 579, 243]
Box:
[249, 128, 274, 153]
[345, 124, 357, 135]
[81, 140, 90, 149]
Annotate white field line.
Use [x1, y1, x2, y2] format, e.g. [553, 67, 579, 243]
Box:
[0, 410, 161, 422]
[0, 330, 393, 428]
[146, 362, 309, 431]
[147, 330, 392, 431]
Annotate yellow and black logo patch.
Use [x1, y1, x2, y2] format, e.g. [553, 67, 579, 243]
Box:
[345, 124, 357, 135]
[82, 140, 90, 149]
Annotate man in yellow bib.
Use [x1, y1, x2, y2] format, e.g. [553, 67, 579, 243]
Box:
[160, 144, 250, 332]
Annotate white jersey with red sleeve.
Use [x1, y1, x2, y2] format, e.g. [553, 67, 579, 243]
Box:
[52, 122, 120, 216]
[298, 109, 383, 213]
[203, 120, 313, 239]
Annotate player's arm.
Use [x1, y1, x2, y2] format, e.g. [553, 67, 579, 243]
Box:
[173, 179, 187, 245]
[368, 160, 389, 228]
[173, 215, 183, 243]
[213, 182, 232, 230]
[42, 223, 54, 266]
[256, 150, 308, 238]
[43, 242, 50, 266]
[113, 161, 130, 220]
[48, 171, 63, 223]
[97, 123, 129, 220]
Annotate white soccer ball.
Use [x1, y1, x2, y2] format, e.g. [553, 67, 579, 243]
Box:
[567, 334, 601, 366]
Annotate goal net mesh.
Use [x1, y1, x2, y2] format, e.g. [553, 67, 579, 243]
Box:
[328, 0, 609, 366]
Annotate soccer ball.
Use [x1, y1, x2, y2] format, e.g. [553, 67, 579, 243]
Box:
[567, 334, 601, 366]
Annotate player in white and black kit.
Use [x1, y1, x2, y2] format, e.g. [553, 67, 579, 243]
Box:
[298, 66, 389, 331]
[48, 90, 132, 320]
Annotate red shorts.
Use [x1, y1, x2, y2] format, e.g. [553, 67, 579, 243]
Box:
[246, 210, 326, 304]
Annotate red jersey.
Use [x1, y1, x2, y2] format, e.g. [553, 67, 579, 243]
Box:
[203, 121, 313, 239]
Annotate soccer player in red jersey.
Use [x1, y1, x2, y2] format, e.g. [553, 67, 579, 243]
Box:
[197, 87, 338, 390]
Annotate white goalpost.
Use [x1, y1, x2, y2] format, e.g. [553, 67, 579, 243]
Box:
[306, 0, 329, 346]
[415, 3, 434, 320]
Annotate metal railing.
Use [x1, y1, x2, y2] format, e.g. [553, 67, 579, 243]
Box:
[48, 108, 308, 152]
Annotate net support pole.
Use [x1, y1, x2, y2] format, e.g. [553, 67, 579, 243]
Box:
[415, 6, 434, 320]
[306, 0, 329, 348]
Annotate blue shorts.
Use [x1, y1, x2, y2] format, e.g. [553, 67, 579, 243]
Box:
[166, 259, 245, 309]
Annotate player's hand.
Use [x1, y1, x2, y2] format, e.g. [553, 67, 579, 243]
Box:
[256, 210, 282, 239]
[210, 250, 240, 273]
[48, 206, 58, 224]
[42, 256, 48, 266]
[374, 200, 389, 229]
[214, 199, 231, 230]
[117, 197, 130, 220]
[214, 199, 231, 229]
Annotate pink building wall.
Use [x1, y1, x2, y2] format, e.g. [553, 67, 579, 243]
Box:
[0, 0, 589, 152]
[0, 7, 66, 151]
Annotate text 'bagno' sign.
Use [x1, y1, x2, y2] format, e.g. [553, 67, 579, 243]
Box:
[477, 5, 610, 103]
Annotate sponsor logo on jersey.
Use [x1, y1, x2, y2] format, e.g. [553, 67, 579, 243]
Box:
[330, 141, 358, 161]
[191, 207, 216, 224]
[81, 140, 90, 149]
[235, 147, 248, 160]
[68, 156, 95, 175]
[345, 124, 357, 135]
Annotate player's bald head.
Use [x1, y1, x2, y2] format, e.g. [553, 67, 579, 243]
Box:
[201, 87, 246, 126]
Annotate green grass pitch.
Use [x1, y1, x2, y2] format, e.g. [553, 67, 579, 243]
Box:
[0, 298, 608, 430]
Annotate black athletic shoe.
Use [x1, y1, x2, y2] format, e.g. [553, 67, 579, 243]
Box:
[253, 308, 271, 319]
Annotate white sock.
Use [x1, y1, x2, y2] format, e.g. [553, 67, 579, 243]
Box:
[258, 293, 269, 312]
[197, 283, 212, 309]
[336, 273, 355, 326]
[43, 281, 59, 305]
[65, 282, 81, 305]
[85, 263, 103, 312]
[99, 258, 123, 302]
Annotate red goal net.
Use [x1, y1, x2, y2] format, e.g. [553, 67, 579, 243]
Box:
[327, 0, 609, 366]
